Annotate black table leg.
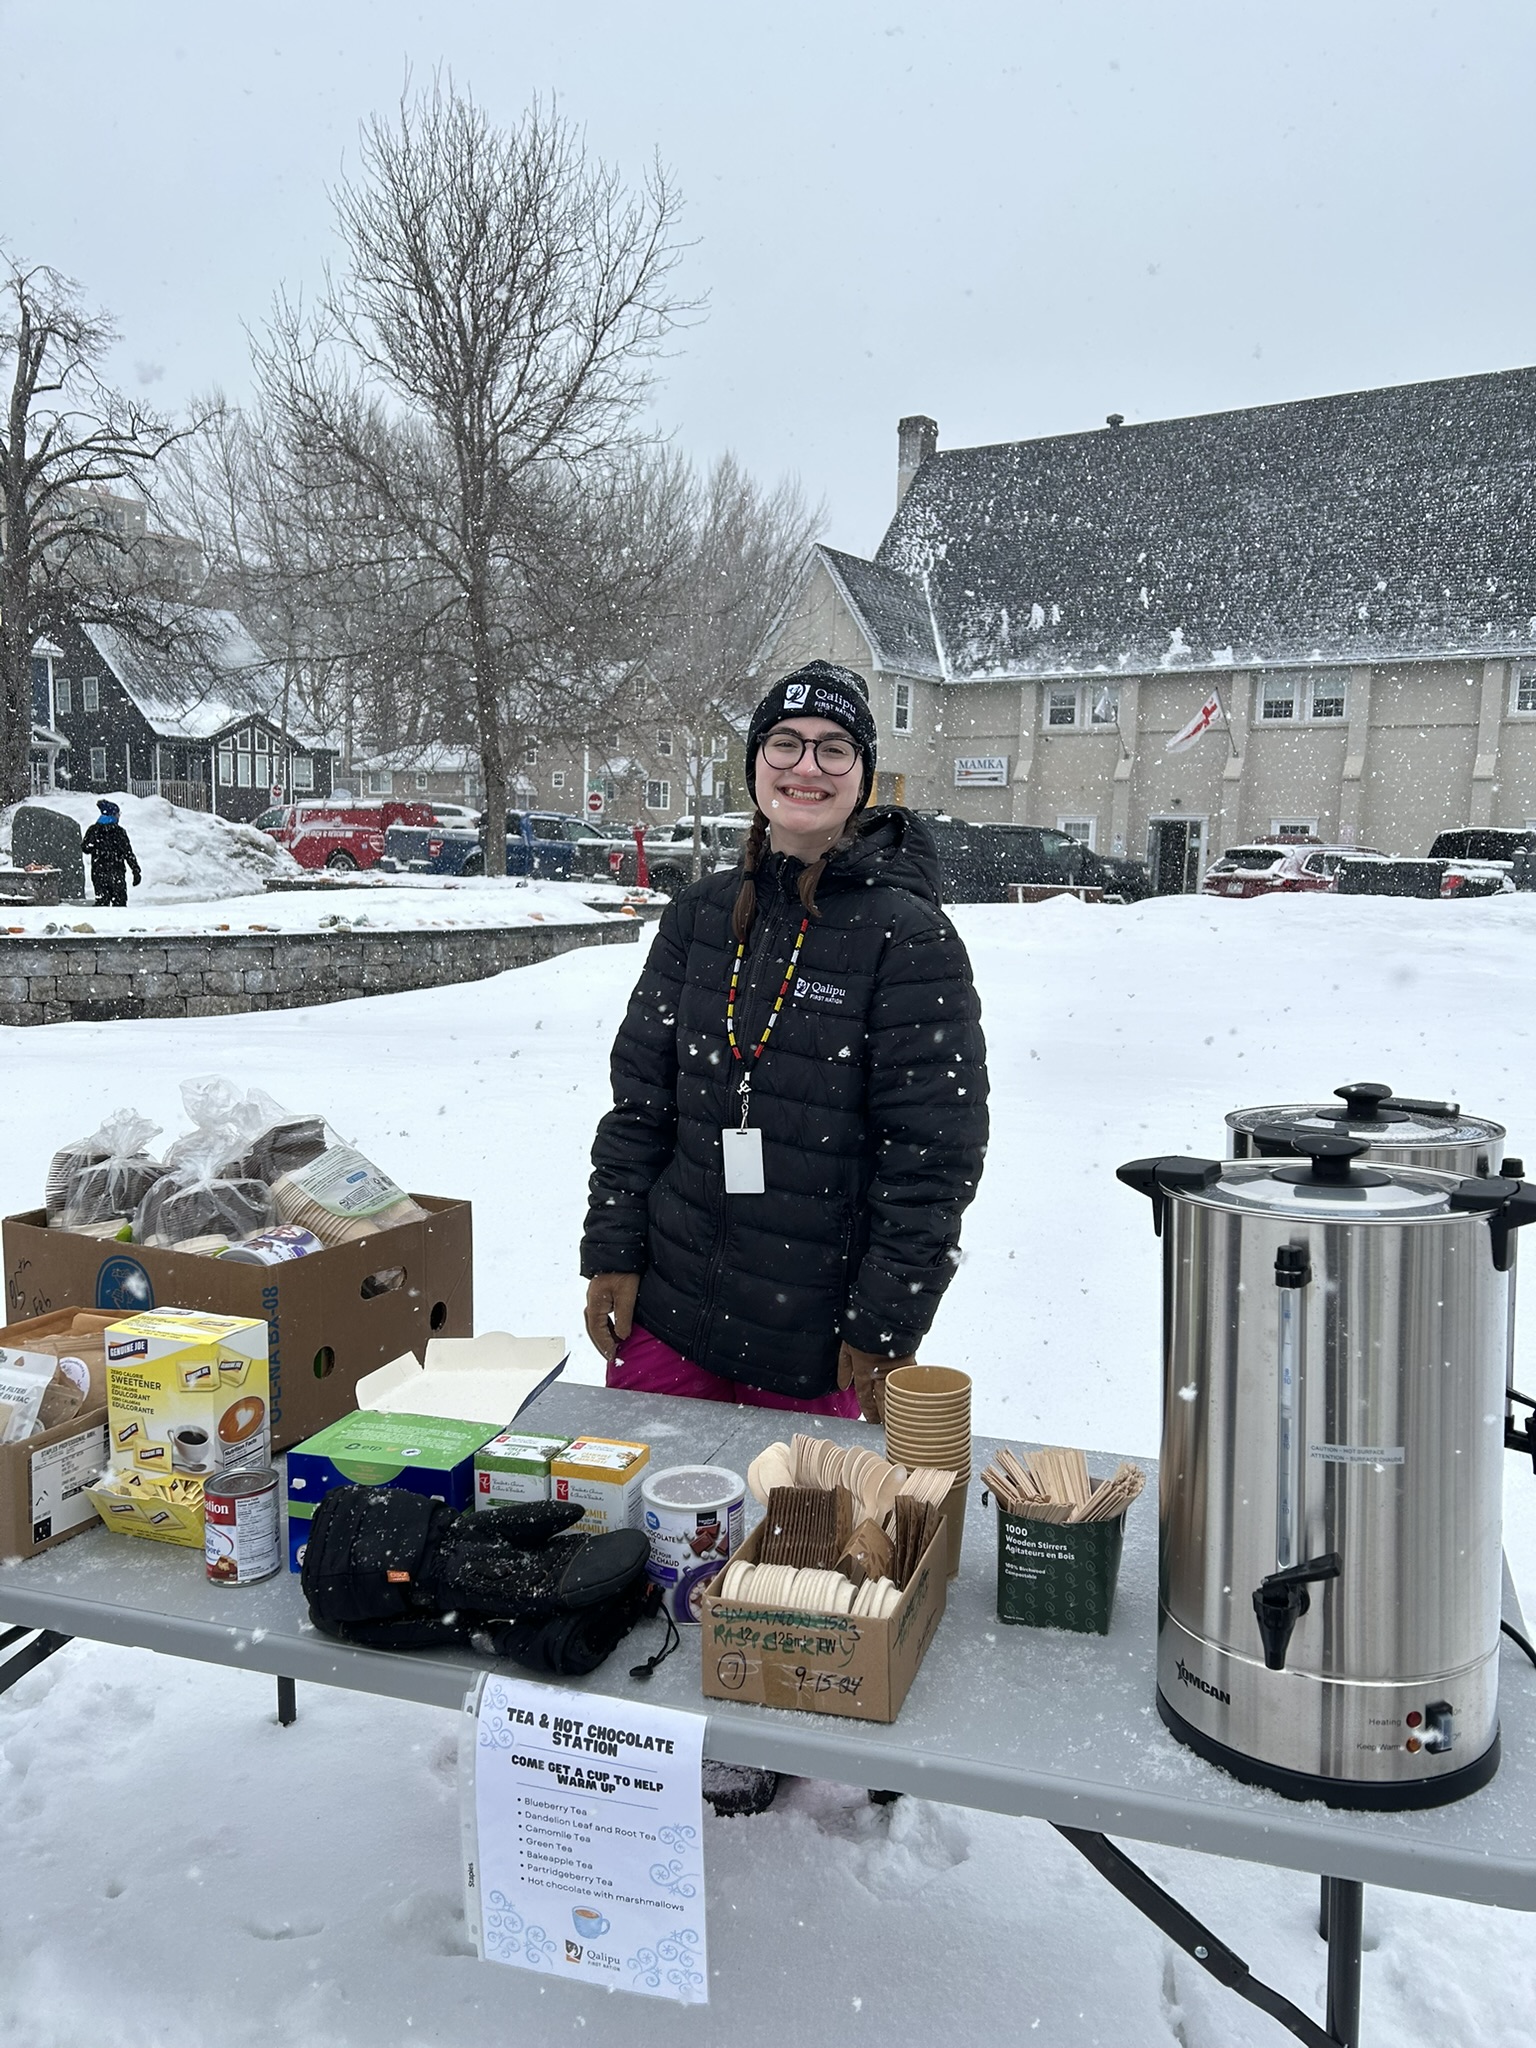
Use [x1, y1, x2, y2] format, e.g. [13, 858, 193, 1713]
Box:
[1323, 1877, 1363, 2047]
[0, 1629, 72, 1697]
[276, 1675, 297, 1726]
[1318, 1873, 1330, 1940]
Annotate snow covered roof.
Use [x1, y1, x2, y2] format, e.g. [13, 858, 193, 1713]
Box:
[352, 744, 479, 774]
[83, 612, 335, 751]
[844, 366, 1536, 681]
[817, 546, 944, 679]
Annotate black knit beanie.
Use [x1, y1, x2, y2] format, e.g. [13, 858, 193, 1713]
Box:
[746, 661, 878, 808]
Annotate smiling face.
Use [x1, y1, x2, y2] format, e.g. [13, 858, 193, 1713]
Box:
[753, 716, 866, 860]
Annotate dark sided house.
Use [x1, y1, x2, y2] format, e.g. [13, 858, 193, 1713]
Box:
[38, 611, 336, 822]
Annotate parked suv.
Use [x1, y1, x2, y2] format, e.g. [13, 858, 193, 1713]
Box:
[1201, 842, 1389, 898]
[920, 818, 1150, 904]
[380, 810, 581, 878]
[253, 799, 437, 870]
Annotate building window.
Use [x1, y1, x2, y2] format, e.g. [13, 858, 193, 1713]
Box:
[1309, 678, 1346, 721]
[1059, 818, 1096, 848]
[81, 676, 100, 713]
[656, 730, 673, 757]
[291, 755, 314, 791]
[54, 677, 73, 716]
[524, 739, 538, 765]
[90, 746, 107, 780]
[414, 771, 428, 790]
[1047, 687, 1078, 727]
[710, 733, 729, 760]
[551, 769, 566, 791]
[367, 769, 391, 795]
[1259, 679, 1296, 721]
[645, 779, 670, 811]
[1272, 819, 1318, 840]
[1513, 668, 1536, 714]
[893, 681, 913, 734]
[254, 727, 270, 753]
[236, 752, 253, 787]
[217, 747, 234, 786]
[1090, 687, 1119, 726]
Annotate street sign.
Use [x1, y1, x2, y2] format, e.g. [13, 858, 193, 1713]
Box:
[586, 788, 605, 817]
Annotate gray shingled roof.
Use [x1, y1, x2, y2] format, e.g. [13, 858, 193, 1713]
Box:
[850, 366, 1536, 680]
[85, 612, 334, 751]
[817, 546, 943, 679]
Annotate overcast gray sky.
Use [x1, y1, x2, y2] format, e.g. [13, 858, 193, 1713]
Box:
[8, 0, 1535, 554]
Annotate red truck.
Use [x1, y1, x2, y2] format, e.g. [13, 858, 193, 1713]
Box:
[253, 800, 438, 871]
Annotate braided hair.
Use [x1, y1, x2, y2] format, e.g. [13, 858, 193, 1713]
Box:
[731, 808, 860, 944]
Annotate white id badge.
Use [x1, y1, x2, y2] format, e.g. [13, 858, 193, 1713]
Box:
[721, 1126, 766, 1195]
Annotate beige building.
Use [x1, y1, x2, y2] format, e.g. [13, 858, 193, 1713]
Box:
[758, 377, 1536, 890]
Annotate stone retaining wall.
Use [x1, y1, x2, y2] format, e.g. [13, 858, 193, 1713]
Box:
[0, 918, 639, 1026]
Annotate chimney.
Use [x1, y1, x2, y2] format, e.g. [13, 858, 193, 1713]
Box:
[897, 415, 938, 506]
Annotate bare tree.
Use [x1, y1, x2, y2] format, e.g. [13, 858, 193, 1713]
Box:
[646, 453, 823, 877]
[256, 83, 691, 870]
[0, 258, 200, 801]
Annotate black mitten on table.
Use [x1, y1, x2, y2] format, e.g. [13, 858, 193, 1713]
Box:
[300, 1486, 654, 1673]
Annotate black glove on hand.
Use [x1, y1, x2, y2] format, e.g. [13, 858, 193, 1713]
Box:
[300, 1484, 653, 1674]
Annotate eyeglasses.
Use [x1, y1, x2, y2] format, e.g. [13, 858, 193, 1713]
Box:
[761, 728, 860, 775]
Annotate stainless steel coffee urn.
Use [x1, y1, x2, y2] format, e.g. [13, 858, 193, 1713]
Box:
[1120, 1131, 1536, 1808]
[1227, 1080, 1509, 1178]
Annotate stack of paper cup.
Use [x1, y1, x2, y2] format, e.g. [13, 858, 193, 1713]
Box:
[882, 1366, 971, 1577]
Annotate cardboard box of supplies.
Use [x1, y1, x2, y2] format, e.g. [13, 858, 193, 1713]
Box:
[2, 1197, 473, 1454]
[0, 1309, 116, 1559]
[698, 1519, 947, 1724]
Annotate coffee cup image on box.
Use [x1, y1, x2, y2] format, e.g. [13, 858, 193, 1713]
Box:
[171, 1425, 216, 1473]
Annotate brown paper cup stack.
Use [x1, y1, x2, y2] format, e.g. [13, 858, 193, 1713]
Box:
[883, 1366, 972, 1577]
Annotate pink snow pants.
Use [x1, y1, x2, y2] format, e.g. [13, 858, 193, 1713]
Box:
[608, 1323, 862, 1419]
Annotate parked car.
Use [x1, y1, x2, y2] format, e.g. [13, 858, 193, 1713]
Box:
[919, 818, 1151, 904]
[430, 802, 480, 830]
[253, 799, 438, 870]
[380, 810, 582, 878]
[1428, 827, 1536, 889]
[1201, 842, 1389, 899]
[642, 817, 754, 895]
[570, 819, 636, 880]
[1336, 856, 1513, 900]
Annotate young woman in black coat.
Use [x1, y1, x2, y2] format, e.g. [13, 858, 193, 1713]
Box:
[582, 661, 988, 1423]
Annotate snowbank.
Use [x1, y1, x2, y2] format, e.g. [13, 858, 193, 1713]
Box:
[2, 790, 296, 903]
[2, 891, 1536, 2044]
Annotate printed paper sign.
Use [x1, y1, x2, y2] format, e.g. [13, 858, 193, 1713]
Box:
[463, 1673, 708, 2004]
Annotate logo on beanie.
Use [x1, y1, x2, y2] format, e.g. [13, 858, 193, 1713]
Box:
[813, 689, 861, 728]
[783, 683, 809, 709]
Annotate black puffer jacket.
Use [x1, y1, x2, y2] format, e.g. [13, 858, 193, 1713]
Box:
[581, 808, 989, 1398]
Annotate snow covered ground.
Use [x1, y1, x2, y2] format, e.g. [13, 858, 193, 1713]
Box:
[3, 876, 628, 935]
[3, 890, 1536, 2046]
[2, 790, 293, 903]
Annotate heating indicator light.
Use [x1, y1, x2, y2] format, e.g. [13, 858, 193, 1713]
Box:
[1405, 1711, 1422, 1728]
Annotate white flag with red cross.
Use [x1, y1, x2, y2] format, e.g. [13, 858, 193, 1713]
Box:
[1165, 690, 1226, 753]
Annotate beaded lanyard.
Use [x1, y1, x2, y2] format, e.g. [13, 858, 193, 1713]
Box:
[726, 915, 810, 1124]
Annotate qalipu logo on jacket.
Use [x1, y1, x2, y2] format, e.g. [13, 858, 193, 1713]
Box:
[794, 976, 847, 1007]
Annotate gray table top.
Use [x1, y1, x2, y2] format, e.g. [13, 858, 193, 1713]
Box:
[3, 1382, 1535, 1910]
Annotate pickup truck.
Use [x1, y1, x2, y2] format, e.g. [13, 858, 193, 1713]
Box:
[380, 810, 581, 878]
[921, 818, 1152, 903]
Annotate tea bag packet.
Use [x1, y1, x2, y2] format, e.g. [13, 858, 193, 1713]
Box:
[50, 1109, 164, 1229]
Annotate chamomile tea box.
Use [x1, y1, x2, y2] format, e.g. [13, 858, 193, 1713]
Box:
[104, 1310, 270, 1485]
[472, 1430, 572, 1508]
[550, 1436, 650, 1535]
